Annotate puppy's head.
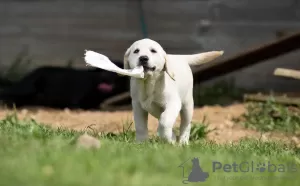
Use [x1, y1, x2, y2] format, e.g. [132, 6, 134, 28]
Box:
[124, 38, 170, 78]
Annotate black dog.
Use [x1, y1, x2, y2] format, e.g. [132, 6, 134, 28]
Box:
[0, 62, 129, 110]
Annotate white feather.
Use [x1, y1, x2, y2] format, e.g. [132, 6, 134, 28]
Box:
[84, 50, 144, 78]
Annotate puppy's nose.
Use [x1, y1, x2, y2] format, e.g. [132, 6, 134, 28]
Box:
[139, 55, 149, 65]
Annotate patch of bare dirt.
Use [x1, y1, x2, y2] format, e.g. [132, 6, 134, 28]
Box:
[0, 104, 297, 144]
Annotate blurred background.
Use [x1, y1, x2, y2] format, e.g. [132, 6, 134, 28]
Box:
[1, 0, 300, 110]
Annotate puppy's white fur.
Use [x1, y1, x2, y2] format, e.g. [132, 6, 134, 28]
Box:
[124, 38, 223, 145]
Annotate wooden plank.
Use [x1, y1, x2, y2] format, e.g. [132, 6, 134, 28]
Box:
[214, 8, 298, 22]
[0, 28, 141, 42]
[244, 93, 300, 105]
[223, 0, 294, 8]
[274, 68, 300, 80]
[100, 92, 131, 110]
[28, 28, 140, 41]
[2, 1, 129, 16]
[0, 17, 135, 28]
[143, 0, 210, 14]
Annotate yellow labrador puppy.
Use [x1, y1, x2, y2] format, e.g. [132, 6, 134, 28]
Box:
[124, 38, 223, 145]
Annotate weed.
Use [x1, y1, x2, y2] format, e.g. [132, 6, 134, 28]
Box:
[189, 115, 212, 141]
[236, 98, 300, 134]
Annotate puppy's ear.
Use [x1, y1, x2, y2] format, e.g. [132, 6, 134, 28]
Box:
[123, 47, 131, 69]
[163, 54, 175, 81]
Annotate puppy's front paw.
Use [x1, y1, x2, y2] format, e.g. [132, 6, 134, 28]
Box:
[178, 140, 189, 146]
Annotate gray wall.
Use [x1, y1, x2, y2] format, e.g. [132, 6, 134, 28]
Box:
[1, 0, 300, 91]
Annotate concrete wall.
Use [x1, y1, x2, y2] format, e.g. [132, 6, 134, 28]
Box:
[1, 0, 300, 91]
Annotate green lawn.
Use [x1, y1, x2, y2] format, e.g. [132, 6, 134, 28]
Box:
[0, 114, 300, 186]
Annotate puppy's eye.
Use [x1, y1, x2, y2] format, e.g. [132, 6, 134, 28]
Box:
[133, 49, 139, 54]
[150, 49, 157, 53]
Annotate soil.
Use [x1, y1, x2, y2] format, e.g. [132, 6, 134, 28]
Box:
[0, 103, 298, 144]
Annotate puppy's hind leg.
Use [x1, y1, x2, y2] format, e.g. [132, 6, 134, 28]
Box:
[132, 100, 149, 142]
[179, 98, 194, 145]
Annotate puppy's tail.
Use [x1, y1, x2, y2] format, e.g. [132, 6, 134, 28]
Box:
[167, 51, 224, 66]
[186, 51, 224, 66]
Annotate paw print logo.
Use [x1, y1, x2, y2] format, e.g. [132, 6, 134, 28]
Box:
[256, 163, 266, 172]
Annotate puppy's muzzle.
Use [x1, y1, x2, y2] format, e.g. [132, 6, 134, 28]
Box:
[138, 55, 156, 71]
[139, 55, 149, 66]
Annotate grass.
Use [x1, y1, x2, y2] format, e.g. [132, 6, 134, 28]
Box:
[0, 114, 300, 186]
[235, 98, 300, 134]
